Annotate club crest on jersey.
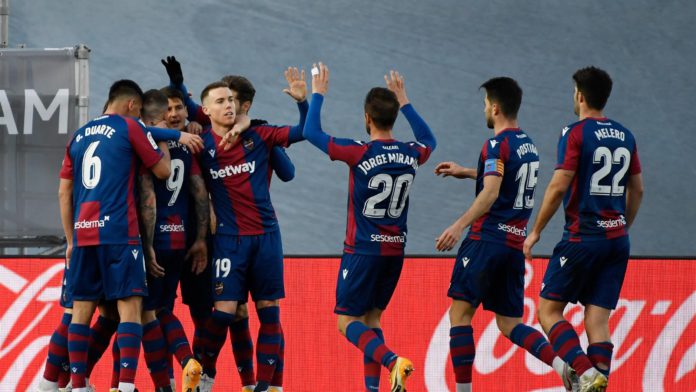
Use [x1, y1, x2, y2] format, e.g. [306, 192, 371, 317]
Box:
[215, 281, 224, 295]
[342, 268, 348, 279]
[243, 138, 254, 150]
[208, 148, 216, 158]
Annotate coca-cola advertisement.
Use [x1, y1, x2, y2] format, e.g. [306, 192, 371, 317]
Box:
[0, 257, 694, 391]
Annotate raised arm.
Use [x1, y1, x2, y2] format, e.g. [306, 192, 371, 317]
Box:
[303, 63, 331, 153]
[161, 56, 206, 123]
[385, 70, 436, 150]
[283, 66, 309, 144]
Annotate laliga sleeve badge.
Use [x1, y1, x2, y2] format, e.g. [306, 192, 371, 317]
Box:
[215, 281, 224, 295]
[243, 138, 254, 151]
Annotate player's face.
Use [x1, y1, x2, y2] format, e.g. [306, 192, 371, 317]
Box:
[203, 87, 236, 128]
[573, 86, 580, 116]
[484, 95, 494, 129]
[165, 98, 188, 131]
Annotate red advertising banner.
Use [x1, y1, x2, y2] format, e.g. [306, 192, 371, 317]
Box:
[0, 257, 694, 391]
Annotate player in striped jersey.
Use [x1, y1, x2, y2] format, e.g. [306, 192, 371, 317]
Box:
[435, 77, 573, 392]
[525, 66, 643, 392]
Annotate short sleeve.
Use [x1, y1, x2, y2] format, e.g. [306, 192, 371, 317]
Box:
[482, 139, 505, 177]
[126, 117, 164, 168]
[327, 137, 368, 166]
[59, 146, 73, 179]
[556, 124, 583, 171]
[629, 142, 641, 175]
[253, 125, 291, 148]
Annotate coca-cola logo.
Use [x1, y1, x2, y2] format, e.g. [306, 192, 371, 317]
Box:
[424, 261, 696, 391]
[0, 258, 693, 391]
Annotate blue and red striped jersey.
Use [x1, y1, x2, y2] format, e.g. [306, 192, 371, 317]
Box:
[466, 129, 539, 250]
[328, 137, 432, 256]
[59, 115, 164, 247]
[153, 140, 201, 250]
[197, 124, 298, 235]
[556, 117, 641, 241]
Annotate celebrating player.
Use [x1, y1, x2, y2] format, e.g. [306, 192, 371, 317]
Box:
[435, 77, 574, 392]
[524, 66, 643, 392]
[161, 57, 297, 392]
[304, 63, 436, 392]
[194, 69, 307, 392]
[137, 88, 208, 392]
[58, 80, 171, 392]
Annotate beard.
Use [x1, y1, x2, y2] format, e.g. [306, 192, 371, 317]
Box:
[486, 115, 494, 129]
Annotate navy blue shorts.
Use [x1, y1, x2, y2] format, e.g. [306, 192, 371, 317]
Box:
[144, 249, 186, 311]
[334, 253, 404, 317]
[211, 231, 284, 302]
[541, 236, 630, 309]
[69, 244, 148, 301]
[448, 239, 525, 318]
[180, 255, 214, 308]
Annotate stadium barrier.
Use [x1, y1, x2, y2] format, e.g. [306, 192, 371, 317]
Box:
[0, 257, 693, 391]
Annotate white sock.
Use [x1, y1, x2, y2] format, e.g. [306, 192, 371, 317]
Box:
[456, 383, 472, 392]
[37, 378, 58, 391]
[117, 382, 135, 392]
[552, 356, 566, 378]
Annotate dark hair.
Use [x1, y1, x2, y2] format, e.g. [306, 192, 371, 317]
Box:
[159, 86, 185, 103]
[200, 81, 230, 103]
[573, 66, 613, 110]
[364, 87, 399, 130]
[141, 89, 168, 124]
[480, 77, 522, 119]
[221, 75, 256, 104]
[107, 79, 144, 105]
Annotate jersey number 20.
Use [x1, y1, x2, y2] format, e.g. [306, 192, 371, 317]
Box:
[363, 173, 414, 218]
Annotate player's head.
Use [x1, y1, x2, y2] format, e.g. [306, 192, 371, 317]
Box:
[201, 81, 236, 128]
[221, 75, 255, 115]
[160, 87, 188, 131]
[480, 77, 522, 129]
[572, 66, 612, 115]
[364, 87, 399, 134]
[141, 89, 168, 126]
[106, 79, 144, 117]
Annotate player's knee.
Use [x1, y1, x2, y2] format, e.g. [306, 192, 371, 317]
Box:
[235, 303, 249, 320]
[495, 315, 520, 338]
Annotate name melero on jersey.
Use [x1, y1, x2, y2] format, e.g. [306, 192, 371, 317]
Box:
[357, 152, 419, 175]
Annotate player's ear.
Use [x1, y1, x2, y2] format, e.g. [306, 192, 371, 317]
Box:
[242, 101, 252, 113]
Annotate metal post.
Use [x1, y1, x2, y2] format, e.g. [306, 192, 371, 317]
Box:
[75, 44, 90, 125]
[0, 0, 8, 48]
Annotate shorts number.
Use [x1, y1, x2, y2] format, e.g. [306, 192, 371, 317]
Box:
[590, 147, 630, 196]
[362, 173, 414, 218]
[215, 258, 231, 278]
[166, 159, 185, 206]
[82, 141, 102, 189]
[514, 161, 539, 209]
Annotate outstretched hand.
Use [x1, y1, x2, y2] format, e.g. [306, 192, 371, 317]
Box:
[384, 70, 409, 107]
[434, 161, 473, 179]
[282, 67, 307, 102]
[311, 62, 329, 95]
[161, 56, 184, 86]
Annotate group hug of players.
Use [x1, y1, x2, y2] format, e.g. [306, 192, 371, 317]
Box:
[34, 57, 642, 392]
